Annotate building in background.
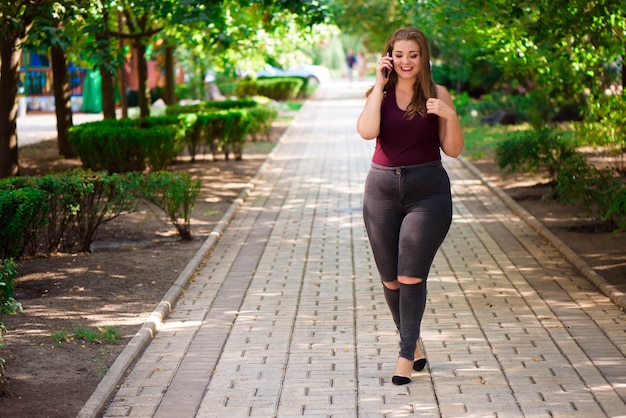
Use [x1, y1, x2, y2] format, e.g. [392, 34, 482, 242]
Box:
[18, 50, 86, 115]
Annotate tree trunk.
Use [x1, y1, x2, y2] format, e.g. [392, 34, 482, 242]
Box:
[118, 61, 128, 119]
[135, 43, 150, 118]
[0, 38, 21, 178]
[117, 11, 128, 118]
[100, 65, 117, 119]
[50, 44, 76, 159]
[164, 43, 176, 105]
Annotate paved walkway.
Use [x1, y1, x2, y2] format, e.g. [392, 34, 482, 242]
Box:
[17, 111, 105, 147]
[79, 79, 626, 417]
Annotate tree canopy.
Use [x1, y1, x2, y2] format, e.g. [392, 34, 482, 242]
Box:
[0, 0, 331, 177]
[1, 0, 624, 177]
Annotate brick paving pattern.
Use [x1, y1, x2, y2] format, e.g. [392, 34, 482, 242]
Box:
[95, 80, 626, 417]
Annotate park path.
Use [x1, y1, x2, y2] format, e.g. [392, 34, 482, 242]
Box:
[77, 79, 626, 417]
[17, 112, 104, 147]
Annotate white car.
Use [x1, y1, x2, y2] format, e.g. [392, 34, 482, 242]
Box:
[257, 64, 331, 83]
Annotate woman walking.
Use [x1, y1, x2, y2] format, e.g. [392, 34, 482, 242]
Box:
[356, 27, 464, 385]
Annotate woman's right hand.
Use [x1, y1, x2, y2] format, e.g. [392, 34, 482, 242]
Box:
[376, 54, 393, 85]
[357, 52, 392, 139]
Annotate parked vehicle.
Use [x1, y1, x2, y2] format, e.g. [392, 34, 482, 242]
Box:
[257, 64, 331, 84]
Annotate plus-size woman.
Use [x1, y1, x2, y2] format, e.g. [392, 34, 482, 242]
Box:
[356, 27, 464, 385]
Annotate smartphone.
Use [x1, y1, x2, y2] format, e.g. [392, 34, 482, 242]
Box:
[383, 48, 392, 78]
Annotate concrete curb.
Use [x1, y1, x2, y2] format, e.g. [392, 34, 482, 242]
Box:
[460, 157, 626, 312]
[76, 136, 289, 418]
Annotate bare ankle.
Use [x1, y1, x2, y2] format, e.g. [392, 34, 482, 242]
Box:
[395, 357, 413, 376]
[414, 339, 424, 358]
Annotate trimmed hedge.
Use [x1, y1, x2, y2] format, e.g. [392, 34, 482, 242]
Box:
[170, 101, 276, 161]
[69, 99, 277, 168]
[0, 185, 48, 258]
[238, 77, 305, 101]
[68, 116, 185, 173]
[164, 99, 258, 116]
[248, 106, 279, 142]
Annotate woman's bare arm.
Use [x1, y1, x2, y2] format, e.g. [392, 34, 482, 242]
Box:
[427, 85, 464, 158]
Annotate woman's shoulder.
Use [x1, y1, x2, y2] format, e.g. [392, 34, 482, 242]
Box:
[436, 84, 454, 107]
[435, 84, 451, 96]
[435, 84, 454, 103]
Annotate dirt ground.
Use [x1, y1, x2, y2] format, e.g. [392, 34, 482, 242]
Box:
[1, 121, 625, 417]
[470, 156, 626, 292]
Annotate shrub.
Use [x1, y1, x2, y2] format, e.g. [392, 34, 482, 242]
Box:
[259, 77, 304, 101]
[22, 171, 141, 253]
[553, 157, 625, 232]
[607, 187, 626, 233]
[32, 171, 139, 254]
[0, 181, 49, 258]
[164, 99, 258, 116]
[235, 79, 258, 98]
[495, 128, 580, 184]
[141, 124, 184, 171]
[68, 116, 185, 173]
[0, 169, 199, 256]
[247, 106, 279, 142]
[452, 91, 473, 118]
[1, 258, 22, 394]
[183, 108, 261, 161]
[220, 109, 253, 160]
[578, 93, 626, 173]
[216, 81, 238, 97]
[474, 91, 529, 119]
[170, 109, 227, 161]
[140, 171, 202, 241]
[200, 111, 228, 160]
[61, 171, 143, 252]
[205, 99, 257, 110]
[178, 113, 202, 161]
[164, 100, 263, 161]
[0, 258, 21, 319]
[69, 119, 142, 172]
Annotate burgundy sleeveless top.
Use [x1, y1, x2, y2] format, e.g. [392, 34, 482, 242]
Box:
[372, 89, 441, 167]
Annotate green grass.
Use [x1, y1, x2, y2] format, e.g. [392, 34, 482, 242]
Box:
[50, 330, 69, 346]
[274, 101, 303, 112]
[460, 116, 532, 160]
[96, 366, 109, 378]
[49, 325, 121, 345]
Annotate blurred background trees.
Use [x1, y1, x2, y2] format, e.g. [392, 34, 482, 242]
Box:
[1, 0, 625, 177]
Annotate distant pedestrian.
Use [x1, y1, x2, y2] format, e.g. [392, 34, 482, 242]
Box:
[356, 27, 464, 385]
[345, 49, 357, 83]
[357, 52, 368, 81]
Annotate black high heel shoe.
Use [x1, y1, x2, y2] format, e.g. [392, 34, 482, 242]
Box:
[392, 375, 411, 385]
[413, 358, 427, 372]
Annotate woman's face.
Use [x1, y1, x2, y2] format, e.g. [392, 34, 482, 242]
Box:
[391, 40, 422, 79]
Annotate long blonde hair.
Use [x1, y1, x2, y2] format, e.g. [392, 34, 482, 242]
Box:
[367, 27, 437, 119]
